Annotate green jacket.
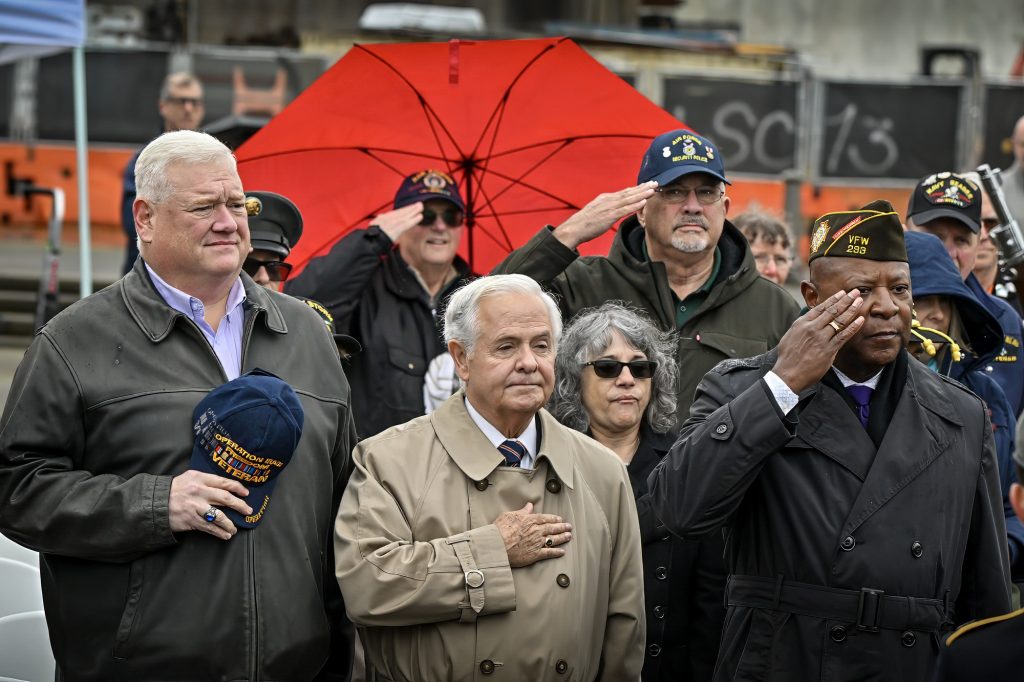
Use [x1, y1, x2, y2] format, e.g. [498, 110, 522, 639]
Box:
[493, 217, 800, 417]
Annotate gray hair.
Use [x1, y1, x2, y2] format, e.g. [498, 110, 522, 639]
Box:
[444, 274, 562, 354]
[135, 130, 236, 205]
[733, 210, 792, 249]
[159, 72, 202, 102]
[550, 302, 678, 434]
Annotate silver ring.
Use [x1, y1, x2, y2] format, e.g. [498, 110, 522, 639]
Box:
[544, 537, 553, 548]
[828, 320, 843, 333]
[203, 507, 218, 523]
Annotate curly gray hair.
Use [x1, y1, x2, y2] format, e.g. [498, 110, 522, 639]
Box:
[550, 302, 677, 434]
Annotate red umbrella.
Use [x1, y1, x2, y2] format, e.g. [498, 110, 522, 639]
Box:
[236, 37, 686, 275]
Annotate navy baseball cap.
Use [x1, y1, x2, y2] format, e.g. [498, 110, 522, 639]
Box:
[393, 169, 465, 211]
[638, 130, 730, 186]
[191, 369, 304, 529]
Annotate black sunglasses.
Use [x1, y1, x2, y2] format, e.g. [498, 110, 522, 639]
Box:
[419, 207, 464, 228]
[243, 258, 293, 282]
[583, 359, 657, 379]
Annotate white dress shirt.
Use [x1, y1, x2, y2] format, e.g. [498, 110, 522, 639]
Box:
[464, 397, 539, 470]
[764, 367, 882, 416]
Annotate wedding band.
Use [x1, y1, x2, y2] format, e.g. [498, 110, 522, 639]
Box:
[203, 507, 218, 523]
[545, 537, 554, 548]
[829, 320, 843, 333]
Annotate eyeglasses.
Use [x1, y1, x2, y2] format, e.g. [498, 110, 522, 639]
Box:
[583, 359, 657, 379]
[653, 186, 725, 205]
[420, 207, 464, 228]
[754, 254, 792, 267]
[165, 96, 203, 108]
[242, 258, 293, 282]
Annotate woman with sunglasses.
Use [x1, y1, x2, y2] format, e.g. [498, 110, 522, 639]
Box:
[551, 302, 726, 682]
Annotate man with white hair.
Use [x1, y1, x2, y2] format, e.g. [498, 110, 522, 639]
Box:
[335, 273, 645, 681]
[0, 130, 357, 680]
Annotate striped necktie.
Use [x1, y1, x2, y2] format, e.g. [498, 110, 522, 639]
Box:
[499, 439, 528, 468]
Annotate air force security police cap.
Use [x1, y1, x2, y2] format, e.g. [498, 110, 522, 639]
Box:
[638, 129, 730, 186]
[808, 199, 907, 264]
[245, 191, 303, 260]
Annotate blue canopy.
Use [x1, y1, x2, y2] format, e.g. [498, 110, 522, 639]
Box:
[0, 0, 84, 64]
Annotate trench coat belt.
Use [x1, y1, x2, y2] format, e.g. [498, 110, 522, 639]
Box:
[726, 574, 953, 632]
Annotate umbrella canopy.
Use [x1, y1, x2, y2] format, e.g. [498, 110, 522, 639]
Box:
[236, 37, 685, 275]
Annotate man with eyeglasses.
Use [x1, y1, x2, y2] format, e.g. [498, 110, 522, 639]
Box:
[121, 72, 205, 275]
[906, 171, 1024, 417]
[495, 129, 800, 418]
[240, 191, 301, 291]
[286, 169, 476, 438]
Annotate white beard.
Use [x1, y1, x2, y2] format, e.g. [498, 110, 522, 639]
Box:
[671, 231, 710, 253]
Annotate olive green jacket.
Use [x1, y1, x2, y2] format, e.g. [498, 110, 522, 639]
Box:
[493, 218, 800, 417]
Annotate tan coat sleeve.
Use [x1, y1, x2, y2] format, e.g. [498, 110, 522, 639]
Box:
[598, 462, 646, 681]
[334, 440, 516, 627]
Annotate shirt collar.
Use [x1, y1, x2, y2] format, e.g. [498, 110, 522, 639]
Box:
[464, 396, 538, 458]
[832, 365, 883, 390]
[145, 262, 246, 323]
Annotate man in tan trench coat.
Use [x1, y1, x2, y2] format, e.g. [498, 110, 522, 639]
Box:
[335, 274, 646, 681]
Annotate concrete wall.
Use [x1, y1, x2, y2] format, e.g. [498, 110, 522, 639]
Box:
[681, 0, 1023, 79]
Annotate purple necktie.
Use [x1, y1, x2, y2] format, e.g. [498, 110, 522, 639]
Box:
[499, 439, 527, 468]
[845, 385, 874, 428]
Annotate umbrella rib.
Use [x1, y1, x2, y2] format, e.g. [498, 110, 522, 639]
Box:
[471, 156, 582, 211]
[485, 132, 661, 161]
[357, 44, 467, 160]
[236, 145, 451, 165]
[472, 140, 575, 206]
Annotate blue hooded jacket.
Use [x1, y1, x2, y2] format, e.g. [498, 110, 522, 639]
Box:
[906, 230, 1024, 575]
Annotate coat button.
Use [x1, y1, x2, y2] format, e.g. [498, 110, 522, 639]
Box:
[546, 479, 562, 494]
[715, 423, 728, 435]
[911, 541, 923, 558]
[830, 625, 847, 643]
[556, 573, 570, 588]
[655, 566, 668, 580]
[648, 643, 662, 657]
[653, 605, 666, 619]
[902, 631, 916, 647]
[840, 536, 856, 551]
[480, 659, 495, 674]
[474, 479, 489, 491]
[555, 659, 568, 674]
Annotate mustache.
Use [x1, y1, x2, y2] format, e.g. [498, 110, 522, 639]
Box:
[674, 216, 709, 230]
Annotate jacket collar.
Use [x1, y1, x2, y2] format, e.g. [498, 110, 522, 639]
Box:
[431, 390, 575, 488]
[121, 258, 288, 342]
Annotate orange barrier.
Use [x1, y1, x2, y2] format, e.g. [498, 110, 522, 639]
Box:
[0, 141, 914, 259]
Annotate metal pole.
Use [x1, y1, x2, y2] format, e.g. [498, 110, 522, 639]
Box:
[73, 45, 92, 297]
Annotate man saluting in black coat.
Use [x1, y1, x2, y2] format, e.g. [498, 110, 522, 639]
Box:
[650, 200, 1012, 682]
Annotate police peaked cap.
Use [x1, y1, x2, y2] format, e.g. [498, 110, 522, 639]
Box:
[245, 191, 303, 260]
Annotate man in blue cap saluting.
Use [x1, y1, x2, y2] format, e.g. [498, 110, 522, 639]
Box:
[650, 200, 1011, 682]
[494, 129, 800, 419]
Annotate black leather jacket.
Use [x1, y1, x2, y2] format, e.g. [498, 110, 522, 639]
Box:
[286, 226, 474, 438]
[0, 260, 357, 681]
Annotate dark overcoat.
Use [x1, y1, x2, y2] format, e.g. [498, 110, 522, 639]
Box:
[628, 426, 726, 681]
[649, 349, 1012, 682]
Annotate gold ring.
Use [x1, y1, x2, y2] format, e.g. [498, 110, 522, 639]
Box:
[829, 320, 843, 333]
[545, 537, 553, 548]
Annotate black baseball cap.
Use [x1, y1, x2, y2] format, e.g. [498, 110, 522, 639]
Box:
[906, 172, 981, 234]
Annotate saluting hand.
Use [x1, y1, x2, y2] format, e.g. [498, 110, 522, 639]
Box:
[552, 182, 658, 250]
[169, 470, 252, 541]
[372, 201, 425, 243]
[494, 502, 573, 568]
[772, 289, 865, 394]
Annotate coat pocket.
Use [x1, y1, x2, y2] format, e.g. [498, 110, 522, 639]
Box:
[112, 556, 146, 660]
[732, 608, 790, 681]
[693, 331, 768, 360]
